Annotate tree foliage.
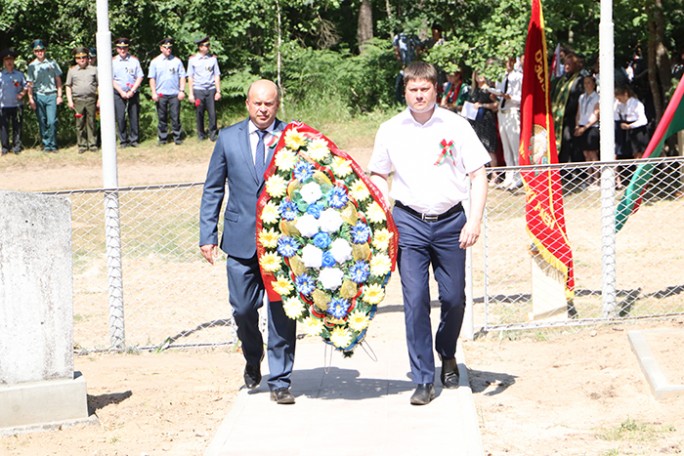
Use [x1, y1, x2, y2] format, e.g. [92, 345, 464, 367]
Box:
[1, 0, 683, 144]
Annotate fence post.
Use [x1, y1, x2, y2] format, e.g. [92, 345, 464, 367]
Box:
[97, 0, 125, 350]
[599, 2, 618, 317]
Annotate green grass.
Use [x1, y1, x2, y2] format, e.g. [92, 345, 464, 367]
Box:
[598, 418, 677, 443]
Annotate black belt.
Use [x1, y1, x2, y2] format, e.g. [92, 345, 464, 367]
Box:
[394, 201, 463, 222]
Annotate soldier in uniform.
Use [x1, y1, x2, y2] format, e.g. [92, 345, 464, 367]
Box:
[0, 48, 27, 155]
[65, 46, 99, 152]
[26, 39, 63, 152]
[187, 36, 221, 141]
[148, 38, 186, 145]
[112, 37, 144, 147]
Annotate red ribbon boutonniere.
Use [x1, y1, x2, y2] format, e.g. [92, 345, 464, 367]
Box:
[267, 131, 282, 149]
[434, 139, 455, 166]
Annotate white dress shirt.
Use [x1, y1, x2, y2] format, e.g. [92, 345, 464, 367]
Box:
[369, 106, 490, 215]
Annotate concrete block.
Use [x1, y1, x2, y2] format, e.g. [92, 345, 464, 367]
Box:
[529, 253, 568, 321]
[0, 191, 74, 384]
[0, 372, 89, 429]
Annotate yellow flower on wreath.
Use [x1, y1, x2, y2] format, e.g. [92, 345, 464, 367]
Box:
[265, 175, 287, 199]
[261, 200, 280, 224]
[302, 316, 324, 336]
[361, 283, 385, 304]
[366, 201, 386, 224]
[259, 228, 279, 249]
[260, 252, 283, 273]
[284, 129, 307, 151]
[272, 275, 294, 295]
[349, 179, 370, 202]
[307, 138, 331, 161]
[330, 156, 353, 177]
[371, 228, 393, 251]
[348, 310, 371, 331]
[370, 253, 392, 277]
[330, 326, 353, 348]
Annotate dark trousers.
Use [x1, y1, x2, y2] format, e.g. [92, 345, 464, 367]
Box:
[156, 95, 182, 142]
[114, 92, 140, 146]
[193, 88, 217, 140]
[226, 255, 296, 390]
[0, 107, 22, 153]
[73, 97, 97, 150]
[393, 206, 467, 385]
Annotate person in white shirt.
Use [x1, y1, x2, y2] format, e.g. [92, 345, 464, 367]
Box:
[496, 56, 523, 191]
[615, 85, 649, 159]
[369, 62, 490, 406]
[574, 75, 600, 189]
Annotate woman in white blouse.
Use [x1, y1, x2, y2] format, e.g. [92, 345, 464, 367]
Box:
[574, 75, 600, 189]
[615, 85, 649, 159]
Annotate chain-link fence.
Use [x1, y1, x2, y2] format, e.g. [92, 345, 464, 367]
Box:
[46, 157, 683, 351]
[473, 156, 684, 331]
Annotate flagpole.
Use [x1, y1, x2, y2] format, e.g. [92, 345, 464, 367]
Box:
[599, 0, 617, 316]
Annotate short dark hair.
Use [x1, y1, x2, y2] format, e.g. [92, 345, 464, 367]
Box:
[403, 61, 438, 86]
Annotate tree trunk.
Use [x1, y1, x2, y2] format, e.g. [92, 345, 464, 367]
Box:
[357, 0, 373, 52]
[646, 0, 671, 122]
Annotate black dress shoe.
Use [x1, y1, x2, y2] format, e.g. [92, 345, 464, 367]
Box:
[410, 383, 435, 405]
[243, 364, 261, 389]
[270, 387, 295, 404]
[440, 357, 460, 389]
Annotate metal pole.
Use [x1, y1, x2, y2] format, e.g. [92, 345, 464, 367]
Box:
[97, 0, 125, 350]
[599, 0, 618, 317]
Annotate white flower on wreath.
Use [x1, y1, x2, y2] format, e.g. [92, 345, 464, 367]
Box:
[301, 244, 323, 268]
[302, 316, 324, 336]
[366, 201, 386, 224]
[307, 138, 331, 161]
[296, 213, 320, 238]
[349, 179, 371, 202]
[319, 208, 343, 233]
[265, 174, 287, 198]
[260, 252, 283, 273]
[275, 148, 297, 171]
[329, 238, 352, 263]
[330, 326, 353, 348]
[319, 267, 344, 290]
[283, 296, 306, 319]
[259, 228, 280, 248]
[300, 182, 323, 204]
[261, 201, 280, 225]
[370, 253, 392, 276]
[330, 156, 353, 177]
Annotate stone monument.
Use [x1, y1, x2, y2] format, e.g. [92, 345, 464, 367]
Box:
[0, 191, 89, 431]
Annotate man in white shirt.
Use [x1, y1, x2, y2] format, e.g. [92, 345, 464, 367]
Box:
[497, 56, 523, 190]
[369, 62, 490, 405]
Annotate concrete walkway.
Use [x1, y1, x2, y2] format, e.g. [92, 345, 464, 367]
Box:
[205, 337, 484, 456]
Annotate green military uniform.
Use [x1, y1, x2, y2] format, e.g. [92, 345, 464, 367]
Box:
[65, 47, 98, 151]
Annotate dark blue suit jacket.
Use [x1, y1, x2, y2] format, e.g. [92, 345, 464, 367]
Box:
[199, 118, 285, 259]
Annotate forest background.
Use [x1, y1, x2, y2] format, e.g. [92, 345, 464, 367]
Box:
[0, 0, 683, 148]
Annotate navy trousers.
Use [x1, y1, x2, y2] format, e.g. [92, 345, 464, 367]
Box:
[193, 88, 217, 141]
[393, 206, 467, 385]
[226, 255, 296, 390]
[156, 95, 182, 143]
[114, 92, 140, 146]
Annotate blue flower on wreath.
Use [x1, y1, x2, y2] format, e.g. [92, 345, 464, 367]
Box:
[328, 297, 350, 319]
[295, 274, 315, 296]
[321, 250, 337, 268]
[328, 186, 349, 209]
[279, 200, 298, 221]
[350, 221, 371, 244]
[293, 161, 314, 182]
[306, 202, 323, 219]
[277, 236, 300, 258]
[313, 231, 331, 249]
[349, 260, 370, 283]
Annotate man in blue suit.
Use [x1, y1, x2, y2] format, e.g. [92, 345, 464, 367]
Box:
[199, 80, 296, 404]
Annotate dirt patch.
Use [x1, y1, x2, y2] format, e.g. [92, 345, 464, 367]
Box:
[2, 145, 684, 455]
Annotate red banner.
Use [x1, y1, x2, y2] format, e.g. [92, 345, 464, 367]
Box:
[519, 0, 575, 297]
